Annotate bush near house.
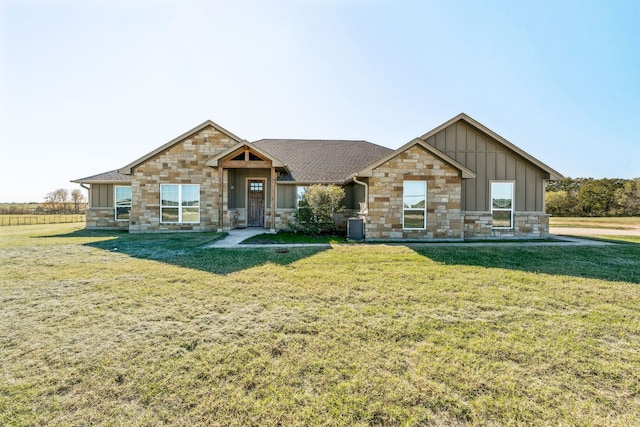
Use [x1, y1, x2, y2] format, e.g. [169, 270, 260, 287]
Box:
[293, 184, 345, 234]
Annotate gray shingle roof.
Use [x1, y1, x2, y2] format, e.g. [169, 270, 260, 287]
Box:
[71, 170, 132, 184]
[252, 139, 393, 183]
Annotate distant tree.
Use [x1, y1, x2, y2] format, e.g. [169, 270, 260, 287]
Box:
[45, 188, 69, 213]
[70, 189, 86, 213]
[614, 178, 640, 216]
[577, 179, 624, 216]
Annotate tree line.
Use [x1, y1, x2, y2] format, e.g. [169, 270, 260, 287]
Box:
[0, 188, 87, 214]
[546, 177, 640, 217]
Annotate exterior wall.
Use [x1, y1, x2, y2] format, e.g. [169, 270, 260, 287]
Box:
[89, 184, 114, 208]
[86, 207, 129, 229]
[423, 121, 547, 212]
[129, 125, 236, 232]
[366, 145, 463, 240]
[464, 212, 550, 239]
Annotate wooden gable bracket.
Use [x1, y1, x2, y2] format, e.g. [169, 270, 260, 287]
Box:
[205, 142, 288, 173]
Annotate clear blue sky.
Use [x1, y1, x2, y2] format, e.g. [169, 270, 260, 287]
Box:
[1, 0, 638, 203]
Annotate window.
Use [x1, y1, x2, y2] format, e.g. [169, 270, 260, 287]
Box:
[160, 184, 200, 223]
[250, 181, 264, 191]
[403, 181, 426, 230]
[491, 181, 514, 228]
[115, 186, 132, 220]
[296, 186, 307, 207]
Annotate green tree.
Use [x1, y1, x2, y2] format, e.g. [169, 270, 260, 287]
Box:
[577, 179, 623, 216]
[614, 178, 640, 216]
[293, 184, 345, 234]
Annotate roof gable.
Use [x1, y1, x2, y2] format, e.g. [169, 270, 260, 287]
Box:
[118, 120, 245, 174]
[420, 113, 563, 180]
[205, 142, 287, 168]
[356, 138, 476, 179]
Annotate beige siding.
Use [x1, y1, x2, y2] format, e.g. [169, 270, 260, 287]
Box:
[424, 121, 547, 212]
[277, 184, 297, 209]
[90, 184, 113, 208]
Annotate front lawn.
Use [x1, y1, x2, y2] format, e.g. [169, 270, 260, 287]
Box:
[242, 230, 347, 244]
[1, 224, 640, 426]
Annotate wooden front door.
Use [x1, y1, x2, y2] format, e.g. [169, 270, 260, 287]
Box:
[247, 179, 265, 227]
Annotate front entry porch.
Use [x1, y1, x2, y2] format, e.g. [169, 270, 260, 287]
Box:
[207, 143, 287, 233]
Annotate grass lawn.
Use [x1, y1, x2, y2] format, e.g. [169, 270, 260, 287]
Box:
[243, 230, 348, 244]
[2, 224, 640, 426]
[550, 216, 640, 229]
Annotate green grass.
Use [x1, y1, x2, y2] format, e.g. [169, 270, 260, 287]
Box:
[550, 216, 640, 228]
[2, 224, 640, 425]
[242, 230, 348, 244]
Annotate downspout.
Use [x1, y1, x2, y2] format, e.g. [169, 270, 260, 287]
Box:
[80, 184, 90, 208]
[352, 174, 368, 215]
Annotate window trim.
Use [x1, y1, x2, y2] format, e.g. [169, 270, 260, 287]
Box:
[402, 180, 427, 230]
[160, 184, 200, 224]
[490, 180, 515, 229]
[114, 185, 132, 221]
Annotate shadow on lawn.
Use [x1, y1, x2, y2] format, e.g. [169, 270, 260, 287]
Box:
[44, 229, 640, 282]
[412, 244, 640, 284]
[48, 228, 328, 275]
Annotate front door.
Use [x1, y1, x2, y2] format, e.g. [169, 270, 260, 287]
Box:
[247, 179, 265, 227]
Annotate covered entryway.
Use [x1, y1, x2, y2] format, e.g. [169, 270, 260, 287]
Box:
[206, 143, 288, 232]
[247, 179, 265, 227]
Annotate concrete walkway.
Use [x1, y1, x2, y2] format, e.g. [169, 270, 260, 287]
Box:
[205, 229, 614, 248]
[204, 228, 268, 248]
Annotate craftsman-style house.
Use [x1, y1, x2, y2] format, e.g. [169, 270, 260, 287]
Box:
[72, 113, 562, 240]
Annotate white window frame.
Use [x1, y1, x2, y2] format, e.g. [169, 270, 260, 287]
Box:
[114, 186, 132, 221]
[490, 181, 515, 229]
[160, 184, 200, 224]
[402, 180, 427, 230]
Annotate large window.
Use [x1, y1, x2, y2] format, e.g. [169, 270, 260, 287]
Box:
[115, 186, 132, 221]
[160, 184, 200, 223]
[403, 180, 426, 230]
[491, 181, 514, 229]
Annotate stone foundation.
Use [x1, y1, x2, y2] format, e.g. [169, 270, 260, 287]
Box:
[86, 208, 129, 230]
[463, 212, 550, 239]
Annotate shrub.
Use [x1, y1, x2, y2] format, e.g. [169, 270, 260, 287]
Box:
[293, 184, 345, 234]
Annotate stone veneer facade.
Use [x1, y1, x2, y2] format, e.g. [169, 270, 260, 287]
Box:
[129, 126, 234, 233]
[365, 145, 463, 240]
[464, 212, 550, 239]
[85, 208, 129, 230]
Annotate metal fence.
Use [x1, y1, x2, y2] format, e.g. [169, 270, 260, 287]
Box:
[0, 214, 86, 226]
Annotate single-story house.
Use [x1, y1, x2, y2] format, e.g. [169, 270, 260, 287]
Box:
[72, 113, 563, 240]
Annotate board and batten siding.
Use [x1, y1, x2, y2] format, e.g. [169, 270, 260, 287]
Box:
[89, 184, 114, 208]
[228, 168, 271, 209]
[423, 121, 546, 212]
